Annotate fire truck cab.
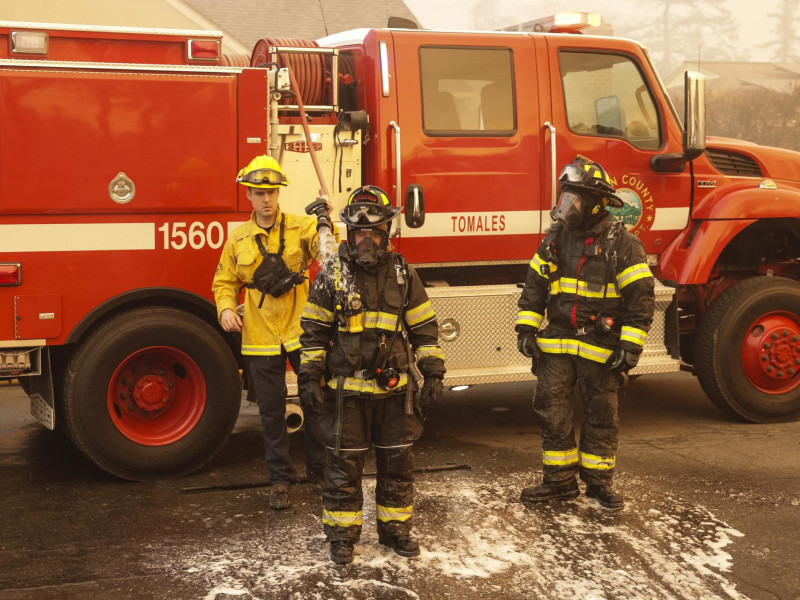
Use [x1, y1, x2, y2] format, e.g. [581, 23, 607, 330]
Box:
[2, 15, 800, 479]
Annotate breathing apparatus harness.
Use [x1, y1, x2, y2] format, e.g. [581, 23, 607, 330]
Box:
[330, 252, 421, 454]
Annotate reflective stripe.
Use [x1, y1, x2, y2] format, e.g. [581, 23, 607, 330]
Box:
[415, 345, 445, 361]
[529, 253, 556, 278]
[242, 343, 282, 356]
[406, 300, 435, 327]
[376, 504, 413, 522]
[326, 372, 409, 394]
[322, 509, 363, 527]
[301, 302, 335, 323]
[616, 263, 653, 289]
[284, 337, 301, 353]
[300, 348, 326, 366]
[516, 310, 544, 329]
[555, 277, 620, 298]
[543, 448, 579, 466]
[620, 325, 647, 346]
[580, 452, 615, 471]
[537, 337, 614, 363]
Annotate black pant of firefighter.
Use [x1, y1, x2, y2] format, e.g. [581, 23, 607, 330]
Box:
[533, 352, 620, 487]
[315, 391, 423, 543]
[246, 350, 326, 484]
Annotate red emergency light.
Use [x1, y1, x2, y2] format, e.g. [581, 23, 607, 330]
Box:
[0, 263, 22, 286]
[187, 39, 220, 62]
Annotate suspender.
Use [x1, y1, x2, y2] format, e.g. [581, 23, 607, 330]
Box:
[254, 218, 285, 257]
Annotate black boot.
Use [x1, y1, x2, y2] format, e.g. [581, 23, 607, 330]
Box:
[586, 484, 624, 510]
[379, 534, 421, 557]
[330, 540, 355, 565]
[520, 478, 580, 503]
[269, 483, 290, 510]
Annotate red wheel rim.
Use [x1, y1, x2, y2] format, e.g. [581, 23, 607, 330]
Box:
[741, 312, 800, 394]
[107, 346, 206, 445]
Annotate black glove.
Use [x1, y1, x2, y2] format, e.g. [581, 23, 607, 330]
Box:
[517, 331, 541, 360]
[298, 375, 326, 413]
[420, 377, 444, 410]
[607, 347, 640, 373]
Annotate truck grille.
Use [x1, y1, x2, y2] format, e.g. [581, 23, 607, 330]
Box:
[705, 149, 763, 177]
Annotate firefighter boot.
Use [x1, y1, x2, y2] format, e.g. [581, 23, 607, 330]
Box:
[379, 534, 421, 557]
[330, 541, 355, 565]
[520, 478, 580, 503]
[269, 483, 290, 510]
[586, 484, 624, 510]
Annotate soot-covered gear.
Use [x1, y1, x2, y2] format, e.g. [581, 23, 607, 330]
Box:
[516, 175, 655, 489]
[340, 185, 401, 269]
[552, 156, 624, 232]
[298, 243, 444, 547]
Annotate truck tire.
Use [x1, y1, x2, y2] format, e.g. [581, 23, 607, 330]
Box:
[63, 307, 241, 479]
[694, 276, 800, 423]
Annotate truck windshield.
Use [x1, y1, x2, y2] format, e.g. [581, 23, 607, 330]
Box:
[559, 51, 662, 150]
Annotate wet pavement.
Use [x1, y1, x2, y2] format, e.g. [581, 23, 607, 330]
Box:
[1, 371, 799, 600]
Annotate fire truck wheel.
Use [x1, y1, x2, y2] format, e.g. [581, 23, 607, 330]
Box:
[694, 276, 800, 423]
[62, 307, 241, 480]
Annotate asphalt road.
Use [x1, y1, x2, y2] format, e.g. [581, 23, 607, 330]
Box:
[1, 372, 799, 600]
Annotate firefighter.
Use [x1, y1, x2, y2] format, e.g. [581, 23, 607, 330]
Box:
[212, 154, 334, 510]
[297, 185, 446, 565]
[516, 155, 655, 510]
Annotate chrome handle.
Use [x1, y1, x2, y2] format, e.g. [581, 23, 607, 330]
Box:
[389, 120, 402, 237]
[544, 121, 556, 210]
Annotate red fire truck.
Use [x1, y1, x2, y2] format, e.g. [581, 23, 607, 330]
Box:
[2, 15, 799, 479]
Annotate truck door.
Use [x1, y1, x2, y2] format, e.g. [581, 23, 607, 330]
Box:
[389, 31, 543, 266]
[541, 35, 693, 254]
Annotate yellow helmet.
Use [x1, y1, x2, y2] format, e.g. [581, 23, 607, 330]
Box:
[236, 155, 289, 189]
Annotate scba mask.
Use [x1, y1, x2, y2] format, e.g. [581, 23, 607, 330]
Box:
[552, 188, 591, 230]
[348, 227, 389, 269]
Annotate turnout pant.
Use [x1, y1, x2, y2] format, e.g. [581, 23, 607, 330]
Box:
[318, 392, 423, 543]
[246, 350, 326, 484]
[533, 352, 620, 486]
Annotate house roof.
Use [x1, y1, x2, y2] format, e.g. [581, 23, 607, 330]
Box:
[187, 0, 419, 53]
[664, 61, 800, 93]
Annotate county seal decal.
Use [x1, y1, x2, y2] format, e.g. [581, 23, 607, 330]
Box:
[607, 174, 656, 234]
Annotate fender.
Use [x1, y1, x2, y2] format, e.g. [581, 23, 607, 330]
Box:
[658, 218, 756, 284]
[66, 287, 219, 345]
[692, 184, 800, 220]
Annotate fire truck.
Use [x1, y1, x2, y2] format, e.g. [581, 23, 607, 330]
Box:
[2, 14, 799, 479]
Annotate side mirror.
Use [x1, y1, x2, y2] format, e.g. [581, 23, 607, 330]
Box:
[404, 184, 425, 228]
[684, 70, 706, 159]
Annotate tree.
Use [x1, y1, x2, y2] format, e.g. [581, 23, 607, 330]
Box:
[616, 0, 742, 74]
[762, 0, 800, 63]
[704, 83, 800, 151]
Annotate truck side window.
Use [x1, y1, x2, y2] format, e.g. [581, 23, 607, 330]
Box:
[559, 51, 662, 150]
[419, 46, 516, 136]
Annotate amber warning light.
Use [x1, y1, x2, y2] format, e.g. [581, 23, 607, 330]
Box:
[0, 263, 22, 286]
[503, 12, 601, 34]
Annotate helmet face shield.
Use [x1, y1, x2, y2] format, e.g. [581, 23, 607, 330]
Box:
[237, 168, 288, 187]
[553, 189, 587, 230]
[341, 202, 393, 226]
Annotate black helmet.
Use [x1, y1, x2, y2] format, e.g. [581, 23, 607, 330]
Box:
[340, 185, 401, 228]
[557, 155, 624, 208]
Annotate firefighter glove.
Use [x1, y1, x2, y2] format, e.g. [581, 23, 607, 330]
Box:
[517, 331, 541, 360]
[297, 375, 326, 413]
[420, 377, 444, 410]
[607, 347, 640, 373]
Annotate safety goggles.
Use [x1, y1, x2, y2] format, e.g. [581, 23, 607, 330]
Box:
[341, 202, 391, 224]
[238, 168, 287, 186]
[558, 163, 587, 184]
